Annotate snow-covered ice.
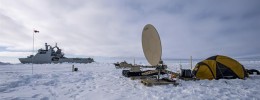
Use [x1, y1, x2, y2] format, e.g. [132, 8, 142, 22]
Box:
[0, 59, 259, 100]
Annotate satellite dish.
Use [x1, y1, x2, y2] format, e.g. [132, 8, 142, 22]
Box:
[142, 24, 162, 66]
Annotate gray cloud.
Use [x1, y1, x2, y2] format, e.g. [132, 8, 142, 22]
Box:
[0, 0, 260, 63]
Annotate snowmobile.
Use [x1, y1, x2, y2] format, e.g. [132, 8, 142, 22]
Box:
[114, 61, 133, 69]
[122, 63, 169, 80]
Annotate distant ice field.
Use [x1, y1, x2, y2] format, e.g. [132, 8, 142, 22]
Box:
[0, 58, 259, 100]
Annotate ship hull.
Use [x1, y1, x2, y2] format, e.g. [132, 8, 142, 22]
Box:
[19, 58, 33, 64]
[19, 58, 94, 64]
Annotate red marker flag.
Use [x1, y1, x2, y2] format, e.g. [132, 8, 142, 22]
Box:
[34, 30, 39, 33]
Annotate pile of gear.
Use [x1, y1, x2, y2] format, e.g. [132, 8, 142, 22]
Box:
[115, 24, 260, 87]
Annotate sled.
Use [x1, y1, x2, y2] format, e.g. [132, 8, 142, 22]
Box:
[141, 78, 179, 86]
[130, 76, 157, 80]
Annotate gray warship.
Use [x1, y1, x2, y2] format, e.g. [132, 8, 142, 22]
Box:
[19, 43, 94, 64]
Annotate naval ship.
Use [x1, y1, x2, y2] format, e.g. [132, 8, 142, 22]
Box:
[19, 43, 94, 64]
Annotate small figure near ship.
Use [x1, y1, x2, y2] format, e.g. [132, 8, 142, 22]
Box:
[19, 43, 94, 64]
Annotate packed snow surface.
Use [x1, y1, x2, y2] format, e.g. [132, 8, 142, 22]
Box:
[0, 59, 260, 100]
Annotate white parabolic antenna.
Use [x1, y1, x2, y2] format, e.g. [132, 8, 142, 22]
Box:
[142, 24, 162, 66]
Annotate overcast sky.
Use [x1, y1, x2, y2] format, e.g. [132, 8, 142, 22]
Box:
[0, 0, 260, 63]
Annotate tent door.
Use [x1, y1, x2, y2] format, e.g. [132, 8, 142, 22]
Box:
[216, 62, 238, 79]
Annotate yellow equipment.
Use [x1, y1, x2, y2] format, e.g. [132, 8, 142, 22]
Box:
[193, 55, 248, 80]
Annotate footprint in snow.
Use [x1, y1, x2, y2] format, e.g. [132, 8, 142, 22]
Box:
[32, 94, 40, 98]
[40, 97, 49, 100]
